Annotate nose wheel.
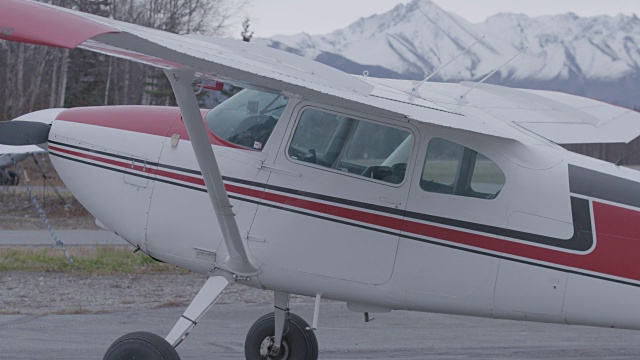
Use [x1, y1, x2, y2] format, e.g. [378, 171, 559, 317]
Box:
[103, 331, 180, 360]
[245, 312, 318, 360]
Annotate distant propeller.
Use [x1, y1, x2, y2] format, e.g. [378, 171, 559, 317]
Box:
[0, 121, 51, 145]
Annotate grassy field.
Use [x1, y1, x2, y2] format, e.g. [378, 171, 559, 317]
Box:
[0, 246, 185, 274]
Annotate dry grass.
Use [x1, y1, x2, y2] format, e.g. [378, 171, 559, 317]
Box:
[0, 246, 186, 274]
[0, 153, 96, 230]
[14, 153, 65, 186]
[0, 187, 97, 230]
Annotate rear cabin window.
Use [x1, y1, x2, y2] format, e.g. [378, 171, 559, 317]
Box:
[206, 89, 288, 150]
[420, 138, 505, 199]
[288, 108, 413, 184]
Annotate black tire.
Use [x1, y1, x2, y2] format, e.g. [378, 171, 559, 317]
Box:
[7, 170, 19, 186]
[0, 170, 8, 186]
[245, 312, 318, 360]
[103, 331, 180, 360]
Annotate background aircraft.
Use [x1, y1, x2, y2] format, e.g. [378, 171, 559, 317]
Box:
[0, 109, 56, 185]
[0, 145, 47, 185]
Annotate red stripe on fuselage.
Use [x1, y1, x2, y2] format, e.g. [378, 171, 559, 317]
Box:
[49, 143, 640, 284]
[49, 144, 203, 186]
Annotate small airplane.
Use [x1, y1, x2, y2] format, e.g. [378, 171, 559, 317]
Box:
[0, 141, 49, 186]
[0, 151, 21, 185]
[3, 1, 640, 359]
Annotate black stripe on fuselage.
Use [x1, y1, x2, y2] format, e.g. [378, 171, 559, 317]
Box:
[49, 141, 596, 251]
[49, 139, 202, 176]
[569, 164, 640, 208]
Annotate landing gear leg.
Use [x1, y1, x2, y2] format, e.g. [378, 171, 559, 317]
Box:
[272, 291, 289, 357]
[103, 276, 230, 360]
[245, 291, 319, 360]
[165, 276, 229, 347]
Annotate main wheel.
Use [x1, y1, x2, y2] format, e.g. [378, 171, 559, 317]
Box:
[245, 312, 318, 360]
[103, 331, 180, 360]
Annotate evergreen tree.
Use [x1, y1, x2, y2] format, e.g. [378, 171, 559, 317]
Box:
[241, 17, 254, 42]
[218, 18, 254, 103]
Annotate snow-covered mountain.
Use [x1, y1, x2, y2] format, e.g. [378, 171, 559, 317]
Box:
[256, 0, 640, 108]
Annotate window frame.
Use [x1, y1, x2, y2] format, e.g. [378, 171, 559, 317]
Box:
[419, 137, 506, 200]
[285, 104, 417, 187]
[204, 89, 291, 152]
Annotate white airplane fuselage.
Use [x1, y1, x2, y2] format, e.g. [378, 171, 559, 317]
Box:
[47, 100, 640, 331]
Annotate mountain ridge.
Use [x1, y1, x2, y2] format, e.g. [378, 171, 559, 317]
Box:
[256, 0, 640, 108]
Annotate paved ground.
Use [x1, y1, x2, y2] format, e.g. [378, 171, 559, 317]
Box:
[2, 302, 640, 359]
[0, 230, 127, 246]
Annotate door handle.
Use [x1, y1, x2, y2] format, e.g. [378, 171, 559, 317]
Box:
[378, 197, 402, 207]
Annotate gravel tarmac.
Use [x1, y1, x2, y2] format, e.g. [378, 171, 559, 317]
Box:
[0, 271, 313, 315]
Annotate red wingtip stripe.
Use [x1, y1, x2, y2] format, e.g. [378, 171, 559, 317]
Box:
[0, 0, 118, 49]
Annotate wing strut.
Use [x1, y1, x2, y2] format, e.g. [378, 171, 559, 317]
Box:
[165, 70, 259, 277]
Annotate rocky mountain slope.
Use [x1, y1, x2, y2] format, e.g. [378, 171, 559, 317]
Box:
[257, 0, 640, 108]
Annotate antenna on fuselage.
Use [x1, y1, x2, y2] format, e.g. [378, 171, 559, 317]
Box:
[458, 47, 527, 104]
[412, 35, 486, 96]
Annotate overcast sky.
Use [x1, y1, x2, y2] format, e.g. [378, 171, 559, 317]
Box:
[246, 0, 640, 37]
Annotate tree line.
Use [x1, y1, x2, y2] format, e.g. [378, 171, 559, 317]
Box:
[1, 1, 640, 164]
[0, 0, 246, 122]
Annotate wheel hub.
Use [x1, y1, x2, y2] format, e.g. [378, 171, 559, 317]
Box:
[260, 336, 290, 359]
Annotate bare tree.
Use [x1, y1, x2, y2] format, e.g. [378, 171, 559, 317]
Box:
[0, 0, 247, 121]
[57, 49, 70, 108]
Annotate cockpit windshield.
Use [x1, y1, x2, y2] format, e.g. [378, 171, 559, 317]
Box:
[205, 89, 289, 150]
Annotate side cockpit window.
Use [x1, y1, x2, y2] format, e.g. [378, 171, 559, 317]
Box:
[288, 108, 413, 184]
[421, 138, 505, 199]
[206, 89, 288, 150]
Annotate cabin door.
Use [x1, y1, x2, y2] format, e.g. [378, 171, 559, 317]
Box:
[394, 136, 510, 308]
[249, 104, 417, 285]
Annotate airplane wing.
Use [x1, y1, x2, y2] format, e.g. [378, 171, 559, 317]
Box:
[0, 0, 522, 141]
[3, 1, 638, 145]
[459, 82, 640, 145]
[365, 78, 640, 145]
[0, 145, 45, 155]
[0, 145, 43, 169]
